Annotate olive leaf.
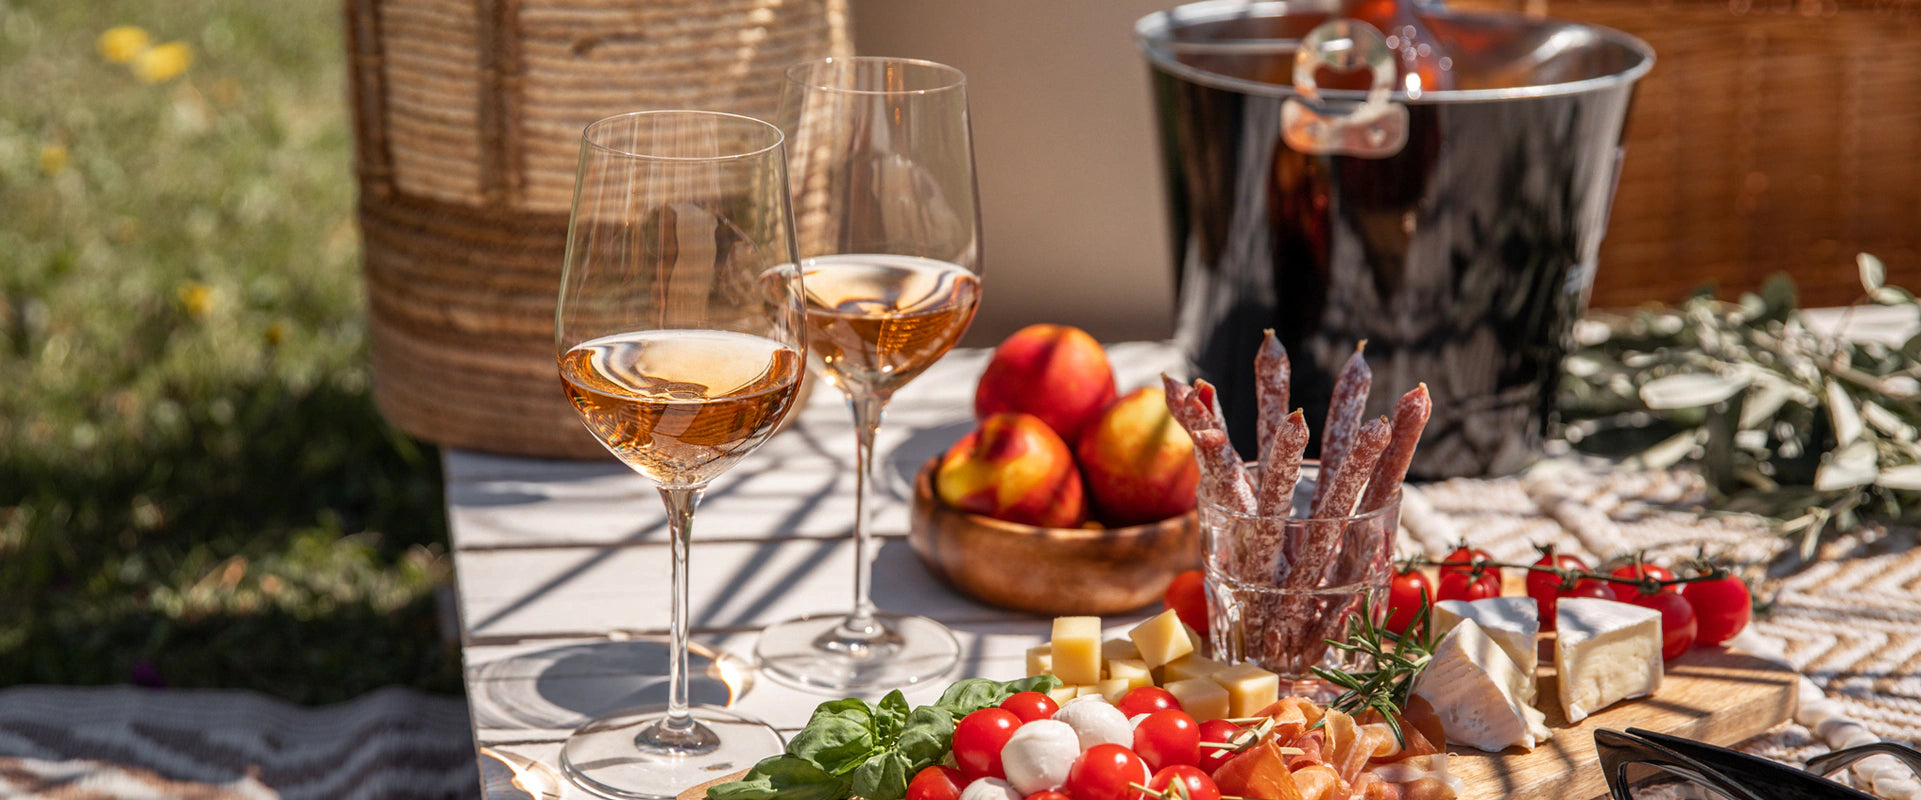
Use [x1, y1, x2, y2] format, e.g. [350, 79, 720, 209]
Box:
[1560, 254, 1921, 548]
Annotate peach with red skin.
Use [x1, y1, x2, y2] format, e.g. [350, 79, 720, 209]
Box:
[974, 324, 1117, 446]
[1077, 387, 1199, 526]
[937, 412, 1087, 528]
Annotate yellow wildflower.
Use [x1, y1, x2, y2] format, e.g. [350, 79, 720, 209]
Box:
[97, 26, 151, 64]
[177, 282, 215, 319]
[133, 41, 193, 84]
[38, 145, 68, 175]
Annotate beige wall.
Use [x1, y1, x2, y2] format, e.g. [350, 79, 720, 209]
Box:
[850, 0, 1178, 345]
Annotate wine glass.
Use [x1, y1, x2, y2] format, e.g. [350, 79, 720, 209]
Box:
[554, 110, 804, 799]
[754, 57, 980, 692]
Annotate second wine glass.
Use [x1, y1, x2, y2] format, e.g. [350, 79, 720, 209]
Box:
[755, 57, 981, 692]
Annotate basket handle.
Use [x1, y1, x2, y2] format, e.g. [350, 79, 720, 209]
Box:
[1280, 19, 1409, 159]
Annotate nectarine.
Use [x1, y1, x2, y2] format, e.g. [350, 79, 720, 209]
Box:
[936, 412, 1087, 528]
[974, 324, 1117, 446]
[1076, 387, 1199, 526]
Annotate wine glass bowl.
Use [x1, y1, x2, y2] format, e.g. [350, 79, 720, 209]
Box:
[554, 110, 803, 799]
[754, 57, 981, 692]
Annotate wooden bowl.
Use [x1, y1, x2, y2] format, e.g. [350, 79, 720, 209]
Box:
[906, 458, 1200, 616]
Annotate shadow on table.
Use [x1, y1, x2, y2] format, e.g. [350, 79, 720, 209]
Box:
[468, 638, 743, 732]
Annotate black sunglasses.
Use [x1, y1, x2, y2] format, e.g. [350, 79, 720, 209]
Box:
[1596, 727, 1921, 800]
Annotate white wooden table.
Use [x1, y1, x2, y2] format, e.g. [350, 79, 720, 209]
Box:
[447, 342, 1187, 799]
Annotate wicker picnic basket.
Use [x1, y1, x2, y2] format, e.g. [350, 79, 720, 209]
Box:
[346, 0, 849, 458]
[1454, 0, 1921, 308]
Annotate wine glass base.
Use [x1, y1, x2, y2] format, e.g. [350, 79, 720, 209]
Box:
[755, 612, 960, 693]
[560, 705, 783, 800]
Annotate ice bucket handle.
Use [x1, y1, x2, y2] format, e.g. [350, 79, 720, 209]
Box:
[1280, 19, 1409, 159]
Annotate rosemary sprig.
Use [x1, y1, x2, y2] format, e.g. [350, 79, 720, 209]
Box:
[1308, 595, 1441, 747]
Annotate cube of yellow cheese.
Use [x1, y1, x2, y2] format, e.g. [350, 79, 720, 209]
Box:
[1101, 638, 1142, 664]
[1165, 677, 1231, 721]
[1211, 663, 1280, 718]
[1129, 609, 1195, 669]
[1026, 643, 1053, 677]
[1106, 658, 1154, 692]
[1162, 654, 1226, 683]
[1051, 616, 1103, 685]
[1094, 678, 1133, 702]
[1075, 685, 1109, 699]
[1047, 684, 1085, 704]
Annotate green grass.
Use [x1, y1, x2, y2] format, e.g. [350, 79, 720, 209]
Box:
[0, 0, 459, 703]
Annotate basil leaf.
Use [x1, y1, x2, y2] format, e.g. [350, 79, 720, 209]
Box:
[936, 674, 1064, 718]
[874, 689, 910, 741]
[706, 755, 849, 800]
[790, 697, 877, 775]
[850, 751, 911, 800]
[896, 704, 954, 767]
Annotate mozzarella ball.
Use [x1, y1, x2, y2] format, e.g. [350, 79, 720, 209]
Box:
[1000, 719, 1079, 794]
[958, 777, 1022, 800]
[1052, 696, 1133, 751]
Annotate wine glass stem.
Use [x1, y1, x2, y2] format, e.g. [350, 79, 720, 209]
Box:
[658, 485, 705, 738]
[843, 393, 885, 639]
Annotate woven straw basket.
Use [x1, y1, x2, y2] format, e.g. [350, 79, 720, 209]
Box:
[346, 0, 848, 458]
[1454, 0, 1921, 308]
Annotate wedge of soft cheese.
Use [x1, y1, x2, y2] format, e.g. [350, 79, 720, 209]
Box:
[1128, 609, 1195, 669]
[1412, 618, 1551, 752]
[1555, 597, 1663, 723]
[1051, 617, 1102, 685]
[1433, 596, 1540, 702]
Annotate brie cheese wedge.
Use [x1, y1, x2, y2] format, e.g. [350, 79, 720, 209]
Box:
[1433, 596, 1540, 702]
[1555, 597, 1664, 723]
[1412, 618, 1552, 752]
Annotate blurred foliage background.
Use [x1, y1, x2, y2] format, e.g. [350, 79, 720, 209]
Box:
[0, 0, 460, 703]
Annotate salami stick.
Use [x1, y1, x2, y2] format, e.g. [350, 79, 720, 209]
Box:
[1360, 383, 1431, 515]
[1255, 330, 1291, 466]
[1193, 379, 1228, 430]
[1164, 375, 1257, 513]
[1325, 385, 1432, 587]
[1309, 342, 1371, 513]
[1191, 428, 1258, 514]
[1291, 416, 1391, 588]
[1256, 409, 1308, 518]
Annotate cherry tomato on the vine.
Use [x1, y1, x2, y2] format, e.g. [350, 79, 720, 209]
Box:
[1195, 719, 1243, 774]
[1609, 563, 1676, 600]
[1117, 686, 1183, 717]
[1526, 551, 1591, 631]
[1065, 743, 1150, 800]
[952, 707, 1022, 781]
[905, 765, 965, 800]
[1626, 589, 1697, 660]
[1133, 709, 1201, 771]
[1025, 793, 1073, 800]
[1386, 567, 1434, 634]
[1165, 569, 1210, 643]
[1440, 545, 1500, 583]
[1437, 569, 1500, 603]
[1149, 764, 1222, 800]
[1000, 691, 1060, 724]
[1682, 574, 1753, 646]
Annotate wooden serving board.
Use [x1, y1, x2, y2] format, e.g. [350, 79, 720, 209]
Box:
[1451, 643, 1798, 799]
[676, 645, 1796, 800]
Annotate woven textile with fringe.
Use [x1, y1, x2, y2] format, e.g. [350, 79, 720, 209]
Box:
[346, 0, 849, 458]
